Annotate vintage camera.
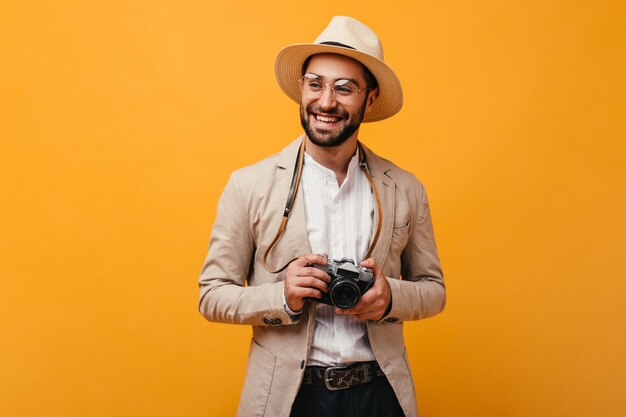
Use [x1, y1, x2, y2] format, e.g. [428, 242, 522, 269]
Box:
[307, 258, 375, 309]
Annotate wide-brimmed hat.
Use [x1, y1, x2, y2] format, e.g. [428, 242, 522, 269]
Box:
[275, 16, 403, 123]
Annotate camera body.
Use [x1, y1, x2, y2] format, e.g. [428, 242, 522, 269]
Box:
[307, 258, 374, 309]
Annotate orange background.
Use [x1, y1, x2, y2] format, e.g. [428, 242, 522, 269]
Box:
[1, 1, 625, 416]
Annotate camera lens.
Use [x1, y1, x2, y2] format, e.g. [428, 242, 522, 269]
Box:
[330, 279, 360, 309]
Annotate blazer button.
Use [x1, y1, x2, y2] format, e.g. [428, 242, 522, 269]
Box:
[263, 317, 271, 325]
[271, 318, 283, 325]
[384, 317, 399, 323]
[300, 360, 305, 369]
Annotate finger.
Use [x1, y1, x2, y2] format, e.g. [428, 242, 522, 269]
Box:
[295, 266, 331, 282]
[290, 287, 324, 299]
[295, 253, 328, 267]
[353, 311, 381, 321]
[335, 303, 368, 315]
[360, 258, 384, 278]
[350, 302, 386, 319]
[285, 274, 329, 295]
[285, 290, 322, 311]
[358, 288, 383, 305]
[286, 263, 329, 283]
[335, 297, 385, 315]
[292, 276, 329, 292]
[360, 258, 381, 273]
[335, 305, 370, 316]
[360, 257, 376, 268]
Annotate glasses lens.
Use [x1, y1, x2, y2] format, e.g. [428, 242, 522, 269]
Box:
[300, 74, 361, 101]
[301, 74, 324, 97]
[333, 79, 359, 97]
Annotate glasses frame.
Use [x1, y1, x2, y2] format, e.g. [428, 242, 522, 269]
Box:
[299, 73, 372, 102]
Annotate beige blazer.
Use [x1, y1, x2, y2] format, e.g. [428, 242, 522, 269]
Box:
[199, 137, 445, 417]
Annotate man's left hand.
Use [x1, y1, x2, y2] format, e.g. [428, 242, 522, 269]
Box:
[335, 258, 391, 321]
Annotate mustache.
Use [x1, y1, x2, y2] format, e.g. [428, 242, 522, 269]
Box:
[306, 105, 348, 118]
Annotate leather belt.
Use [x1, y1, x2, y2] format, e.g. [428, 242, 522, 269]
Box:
[302, 361, 385, 391]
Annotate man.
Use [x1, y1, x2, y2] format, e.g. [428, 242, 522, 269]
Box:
[198, 16, 445, 417]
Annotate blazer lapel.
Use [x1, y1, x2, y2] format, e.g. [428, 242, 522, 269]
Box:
[361, 143, 395, 267]
[275, 135, 312, 258]
[286, 181, 312, 257]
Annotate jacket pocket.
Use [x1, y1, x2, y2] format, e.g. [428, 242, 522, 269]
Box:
[237, 339, 277, 417]
[390, 222, 411, 259]
[392, 222, 411, 236]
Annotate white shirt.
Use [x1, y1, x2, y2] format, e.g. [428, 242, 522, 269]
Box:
[300, 151, 376, 366]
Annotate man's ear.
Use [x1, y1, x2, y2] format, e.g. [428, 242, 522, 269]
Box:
[364, 88, 379, 112]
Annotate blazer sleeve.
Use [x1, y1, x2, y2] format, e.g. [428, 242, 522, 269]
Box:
[197, 172, 295, 326]
[384, 182, 446, 322]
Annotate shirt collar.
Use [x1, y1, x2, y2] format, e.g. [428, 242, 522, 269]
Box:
[303, 149, 361, 183]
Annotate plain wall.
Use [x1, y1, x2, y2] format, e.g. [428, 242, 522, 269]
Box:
[1, 1, 625, 416]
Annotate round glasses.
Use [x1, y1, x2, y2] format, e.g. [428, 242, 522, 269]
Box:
[300, 73, 371, 103]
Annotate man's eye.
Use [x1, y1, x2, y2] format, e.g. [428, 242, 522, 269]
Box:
[334, 80, 358, 95]
[335, 85, 354, 95]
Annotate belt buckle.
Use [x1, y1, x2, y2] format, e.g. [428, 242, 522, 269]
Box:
[324, 365, 349, 391]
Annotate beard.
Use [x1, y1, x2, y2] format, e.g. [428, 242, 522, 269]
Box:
[299, 98, 368, 148]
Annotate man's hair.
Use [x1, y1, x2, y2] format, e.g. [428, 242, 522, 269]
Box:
[301, 54, 379, 89]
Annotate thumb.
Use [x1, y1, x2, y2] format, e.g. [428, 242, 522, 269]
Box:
[360, 258, 377, 270]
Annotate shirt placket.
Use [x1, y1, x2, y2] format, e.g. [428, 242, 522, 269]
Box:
[329, 173, 357, 361]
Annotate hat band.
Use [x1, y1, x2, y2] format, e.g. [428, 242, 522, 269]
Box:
[318, 41, 356, 50]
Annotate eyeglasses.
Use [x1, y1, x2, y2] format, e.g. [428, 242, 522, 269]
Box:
[300, 73, 371, 103]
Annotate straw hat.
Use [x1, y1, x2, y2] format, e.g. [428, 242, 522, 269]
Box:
[274, 16, 403, 122]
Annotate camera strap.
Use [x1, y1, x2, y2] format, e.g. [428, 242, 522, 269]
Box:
[262, 139, 383, 273]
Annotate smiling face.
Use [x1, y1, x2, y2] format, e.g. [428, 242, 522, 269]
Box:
[299, 53, 377, 148]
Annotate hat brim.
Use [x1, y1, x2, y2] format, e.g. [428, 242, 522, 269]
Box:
[274, 44, 403, 122]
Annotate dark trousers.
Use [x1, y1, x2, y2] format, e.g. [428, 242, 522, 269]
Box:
[289, 374, 406, 417]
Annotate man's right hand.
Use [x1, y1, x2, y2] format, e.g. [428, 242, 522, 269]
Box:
[284, 254, 330, 312]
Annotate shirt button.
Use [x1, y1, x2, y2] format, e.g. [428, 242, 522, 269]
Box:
[336, 325, 342, 331]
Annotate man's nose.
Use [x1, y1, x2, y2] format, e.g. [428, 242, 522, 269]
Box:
[317, 85, 337, 109]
